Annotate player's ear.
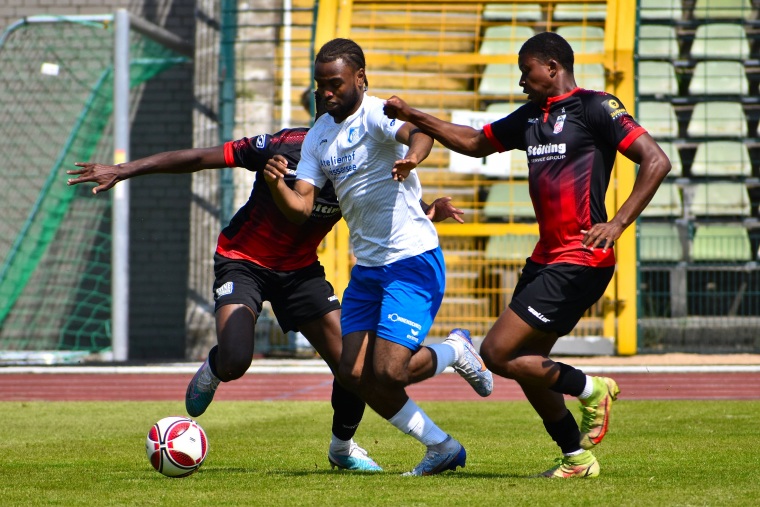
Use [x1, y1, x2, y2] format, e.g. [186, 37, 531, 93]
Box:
[357, 68, 367, 91]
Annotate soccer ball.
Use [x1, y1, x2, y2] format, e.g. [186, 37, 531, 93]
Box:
[146, 416, 208, 478]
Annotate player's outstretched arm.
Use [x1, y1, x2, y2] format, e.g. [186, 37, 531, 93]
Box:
[384, 95, 495, 158]
[67, 146, 226, 194]
[263, 154, 317, 224]
[391, 122, 434, 182]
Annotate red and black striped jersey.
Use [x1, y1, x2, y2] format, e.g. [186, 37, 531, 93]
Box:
[216, 127, 341, 271]
[484, 88, 646, 267]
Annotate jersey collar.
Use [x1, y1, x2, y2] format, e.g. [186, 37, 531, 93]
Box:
[541, 87, 581, 120]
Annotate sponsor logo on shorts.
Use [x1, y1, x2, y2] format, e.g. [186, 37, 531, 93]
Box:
[328, 295, 338, 302]
[527, 305, 551, 323]
[215, 281, 233, 298]
[387, 313, 422, 330]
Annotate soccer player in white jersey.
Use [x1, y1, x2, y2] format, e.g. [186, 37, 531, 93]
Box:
[263, 38, 494, 476]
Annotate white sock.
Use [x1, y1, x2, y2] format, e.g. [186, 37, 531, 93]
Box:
[564, 448, 585, 457]
[388, 399, 448, 446]
[578, 376, 594, 399]
[427, 341, 461, 375]
[330, 434, 352, 454]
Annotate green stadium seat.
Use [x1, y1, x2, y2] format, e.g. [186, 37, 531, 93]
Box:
[479, 64, 523, 96]
[690, 141, 751, 177]
[556, 25, 605, 54]
[638, 101, 679, 139]
[639, 222, 684, 262]
[690, 23, 750, 60]
[640, 182, 683, 218]
[575, 63, 606, 91]
[687, 101, 747, 138]
[483, 3, 543, 22]
[690, 182, 751, 217]
[688, 61, 749, 96]
[638, 25, 680, 59]
[483, 181, 534, 221]
[485, 233, 539, 261]
[553, 3, 607, 21]
[693, 0, 753, 20]
[692, 224, 752, 262]
[657, 141, 683, 177]
[639, 0, 684, 20]
[480, 25, 535, 55]
[638, 61, 679, 96]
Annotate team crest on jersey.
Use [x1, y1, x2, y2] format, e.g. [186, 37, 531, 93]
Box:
[347, 127, 359, 143]
[553, 114, 566, 134]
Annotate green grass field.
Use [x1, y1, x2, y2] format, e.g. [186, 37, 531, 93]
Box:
[3, 400, 758, 506]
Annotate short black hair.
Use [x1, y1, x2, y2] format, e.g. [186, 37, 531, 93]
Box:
[315, 38, 369, 89]
[519, 32, 574, 74]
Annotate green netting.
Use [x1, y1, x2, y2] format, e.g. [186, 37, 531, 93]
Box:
[0, 16, 187, 354]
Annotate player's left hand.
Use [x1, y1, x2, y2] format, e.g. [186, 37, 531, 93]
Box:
[427, 196, 465, 223]
[581, 221, 624, 253]
[392, 158, 417, 182]
[383, 96, 410, 122]
[263, 154, 291, 183]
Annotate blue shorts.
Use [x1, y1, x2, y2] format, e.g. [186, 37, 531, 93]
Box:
[341, 247, 445, 351]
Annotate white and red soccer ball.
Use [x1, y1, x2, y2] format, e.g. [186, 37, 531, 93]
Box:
[146, 416, 208, 477]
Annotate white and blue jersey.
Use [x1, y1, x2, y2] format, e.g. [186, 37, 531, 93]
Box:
[296, 94, 439, 267]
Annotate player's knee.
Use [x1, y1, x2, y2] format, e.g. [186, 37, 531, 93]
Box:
[337, 362, 362, 393]
[373, 363, 408, 389]
[214, 355, 250, 382]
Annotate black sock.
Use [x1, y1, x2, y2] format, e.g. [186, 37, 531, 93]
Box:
[428, 347, 439, 374]
[543, 410, 582, 454]
[549, 362, 586, 396]
[331, 379, 366, 441]
[207, 345, 220, 378]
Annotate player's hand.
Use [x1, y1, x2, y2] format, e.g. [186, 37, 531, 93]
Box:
[383, 96, 411, 122]
[67, 162, 121, 194]
[392, 157, 417, 182]
[581, 221, 624, 253]
[427, 196, 465, 223]
[263, 154, 291, 184]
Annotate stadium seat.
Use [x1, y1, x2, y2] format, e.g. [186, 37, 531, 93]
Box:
[556, 25, 605, 54]
[638, 61, 679, 96]
[692, 224, 752, 262]
[485, 233, 539, 261]
[638, 25, 680, 59]
[693, 0, 753, 20]
[690, 23, 750, 60]
[688, 61, 749, 96]
[657, 141, 683, 177]
[639, 222, 684, 262]
[483, 3, 543, 22]
[639, 0, 684, 20]
[687, 101, 747, 138]
[575, 63, 606, 91]
[479, 64, 523, 96]
[690, 141, 752, 177]
[690, 182, 751, 217]
[480, 25, 535, 55]
[640, 182, 683, 218]
[482, 181, 534, 220]
[638, 101, 679, 139]
[553, 3, 607, 21]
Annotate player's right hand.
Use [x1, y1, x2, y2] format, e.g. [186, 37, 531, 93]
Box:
[263, 154, 291, 184]
[383, 95, 411, 122]
[67, 162, 121, 194]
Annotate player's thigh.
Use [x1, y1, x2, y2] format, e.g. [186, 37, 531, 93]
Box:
[298, 309, 342, 372]
[215, 303, 257, 358]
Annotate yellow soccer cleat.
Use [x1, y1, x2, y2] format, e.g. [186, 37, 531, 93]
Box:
[539, 450, 600, 479]
[580, 376, 620, 449]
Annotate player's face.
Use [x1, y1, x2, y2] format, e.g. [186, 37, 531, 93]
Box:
[314, 58, 365, 123]
[518, 53, 555, 105]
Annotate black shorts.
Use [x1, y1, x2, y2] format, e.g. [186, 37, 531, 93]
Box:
[212, 253, 341, 333]
[509, 258, 614, 337]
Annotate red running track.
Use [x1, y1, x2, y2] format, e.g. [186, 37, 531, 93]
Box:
[1, 372, 759, 402]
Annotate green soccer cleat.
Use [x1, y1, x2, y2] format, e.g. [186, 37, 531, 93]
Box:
[539, 450, 600, 479]
[579, 376, 620, 449]
[185, 356, 221, 417]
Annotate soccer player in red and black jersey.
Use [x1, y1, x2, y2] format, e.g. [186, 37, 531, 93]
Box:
[66, 92, 464, 472]
[383, 31, 671, 478]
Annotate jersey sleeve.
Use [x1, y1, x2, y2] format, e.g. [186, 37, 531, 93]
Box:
[483, 105, 532, 153]
[587, 93, 647, 153]
[295, 130, 327, 190]
[223, 134, 271, 171]
[366, 97, 404, 142]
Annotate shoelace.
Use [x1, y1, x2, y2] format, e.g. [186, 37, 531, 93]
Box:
[195, 366, 219, 393]
[347, 443, 370, 459]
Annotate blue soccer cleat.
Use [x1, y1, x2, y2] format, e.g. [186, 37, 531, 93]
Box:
[403, 436, 467, 476]
[185, 356, 220, 417]
[444, 328, 494, 397]
[328, 442, 383, 471]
